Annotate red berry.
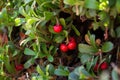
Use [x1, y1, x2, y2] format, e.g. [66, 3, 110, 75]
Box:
[100, 62, 108, 70]
[69, 37, 75, 42]
[67, 41, 76, 50]
[15, 64, 24, 71]
[93, 63, 99, 72]
[53, 25, 62, 33]
[60, 44, 68, 52]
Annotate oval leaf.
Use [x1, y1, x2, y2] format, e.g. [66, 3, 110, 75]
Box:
[101, 42, 113, 52]
[78, 44, 98, 54]
[24, 48, 36, 56]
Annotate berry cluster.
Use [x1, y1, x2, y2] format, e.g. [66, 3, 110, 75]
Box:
[53, 24, 77, 52]
[60, 37, 77, 52]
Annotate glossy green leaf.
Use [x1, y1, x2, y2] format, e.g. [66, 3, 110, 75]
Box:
[102, 42, 113, 52]
[84, 0, 99, 10]
[24, 48, 36, 56]
[78, 44, 98, 54]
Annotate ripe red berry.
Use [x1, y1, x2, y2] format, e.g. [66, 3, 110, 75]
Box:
[69, 37, 75, 42]
[100, 62, 108, 70]
[67, 41, 76, 50]
[53, 25, 62, 33]
[93, 63, 99, 72]
[15, 64, 24, 71]
[60, 44, 68, 52]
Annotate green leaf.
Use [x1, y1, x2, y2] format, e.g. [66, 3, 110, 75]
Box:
[24, 58, 35, 69]
[64, 0, 76, 5]
[24, 48, 36, 56]
[59, 18, 66, 27]
[78, 44, 98, 54]
[101, 42, 113, 52]
[48, 64, 55, 75]
[68, 72, 79, 80]
[54, 35, 65, 43]
[92, 22, 100, 30]
[54, 66, 69, 76]
[36, 65, 45, 76]
[73, 66, 91, 78]
[19, 6, 27, 17]
[4, 55, 15, 73]
[41, 43, 48, 54]
[44, 11, 54, 21]
[47, 54, 54, 62]
[90, 34, 96, 48]
[109, 0, 116, 7]
[71, 25, 80, 36]
[84, 0, 99, 10]
[79, 53, 92, 64]
[112, 69, 119, 80]
[116, 0, 120, 13]
[24, 0, 32, 4]
[15, 18, 25, 26]
[115, 26, 120, 38]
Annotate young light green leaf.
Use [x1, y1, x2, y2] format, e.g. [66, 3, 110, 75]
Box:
[101, 42, 113, 52]
[15, 18, 25, 26]
[36, 65, 45, 76]
[24, 48, 36, 56]
[64, 0, 76, 5]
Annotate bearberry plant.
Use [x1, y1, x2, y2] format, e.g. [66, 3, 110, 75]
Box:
[0, 0, 120, 80]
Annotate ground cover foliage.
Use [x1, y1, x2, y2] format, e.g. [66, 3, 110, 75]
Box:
[0, 0, 120, 80]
